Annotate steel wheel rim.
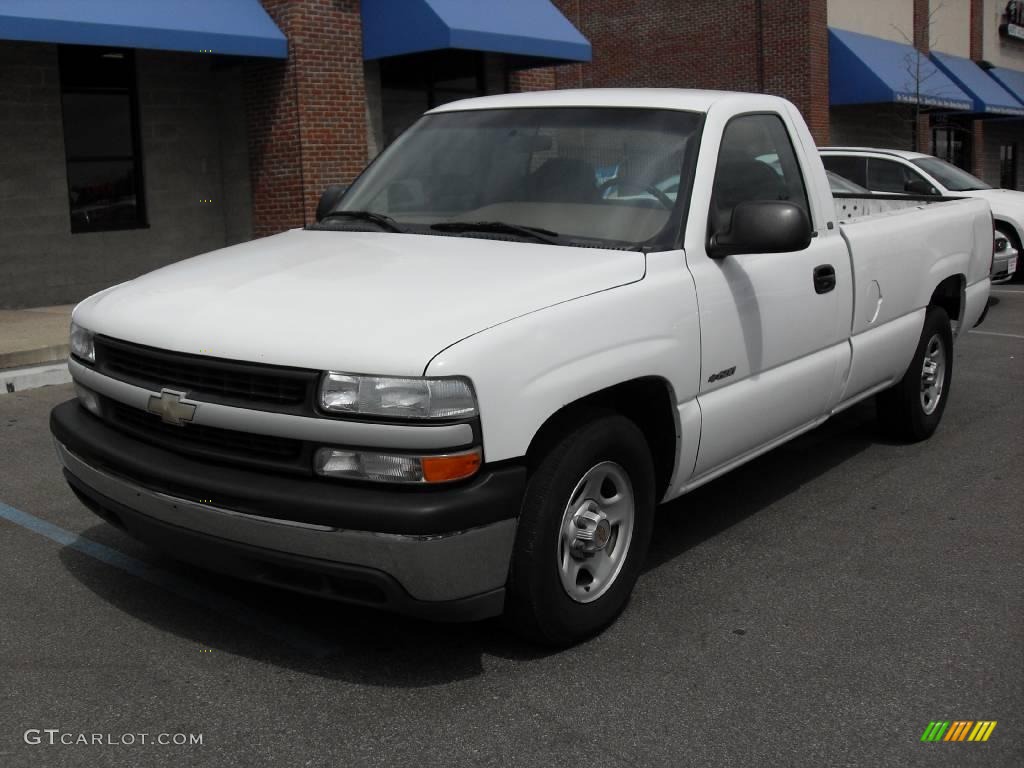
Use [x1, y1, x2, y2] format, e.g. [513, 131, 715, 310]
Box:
[557, 461, 635, 603]
[920, 333, 946, 415]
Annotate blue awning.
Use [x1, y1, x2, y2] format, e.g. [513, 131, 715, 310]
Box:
[360, 0, 591, 63]
[930, 52, 1024, 116]
[987, 67, 1024, 111]
[829, 28, 972, 110]
[0, 0, 287, 59]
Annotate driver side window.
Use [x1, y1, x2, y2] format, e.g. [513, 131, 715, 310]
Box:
[710, 114, 810, 236]
[867, 158, 931, 194]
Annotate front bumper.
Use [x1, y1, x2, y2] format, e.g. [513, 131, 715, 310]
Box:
[50, 399, 526, 620]
[992, 249, 1018, 284]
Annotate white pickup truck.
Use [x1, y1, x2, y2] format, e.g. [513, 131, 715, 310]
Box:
[821, 147, 1022, 282]
[52, 89, 993, 646]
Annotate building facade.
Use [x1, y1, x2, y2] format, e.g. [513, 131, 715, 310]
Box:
[534, 0, 1023, 184]
[0, 0, 1021, 308]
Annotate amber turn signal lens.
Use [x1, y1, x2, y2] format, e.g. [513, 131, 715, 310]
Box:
[421, 449, 482, 483]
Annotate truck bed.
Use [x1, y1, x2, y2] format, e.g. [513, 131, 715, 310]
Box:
[832, 192, 962, 222]
[837, 195, 992, 335]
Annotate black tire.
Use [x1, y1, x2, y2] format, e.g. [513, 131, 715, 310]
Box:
[504, 410, 655, 647]
[876, 305, 953, 442]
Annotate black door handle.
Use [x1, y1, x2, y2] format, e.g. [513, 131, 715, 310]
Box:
[813, 264, 836, 294]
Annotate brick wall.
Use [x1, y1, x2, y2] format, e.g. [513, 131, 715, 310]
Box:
[247, 0, 368, 237]
[912, 0, 933, 154]
[970, 0, 984, 177]
[517, 0, 830, 144]
[981, 120, 1024, 191]
[0, 42, 250, 308]
[762, 0, 829, 144]
[829, 104, 919, 150]
[508, 68, 557, 92]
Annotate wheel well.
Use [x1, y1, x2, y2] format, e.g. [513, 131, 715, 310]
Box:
[525, 378, 678, 501]
[994, 220, 1022, 252]
[929, 274, 964, 324]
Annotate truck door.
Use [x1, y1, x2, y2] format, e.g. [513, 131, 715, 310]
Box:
[686, 112, 852, 481]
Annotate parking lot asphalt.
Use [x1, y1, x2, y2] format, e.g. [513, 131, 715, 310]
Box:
[1, 288, 1022, 768]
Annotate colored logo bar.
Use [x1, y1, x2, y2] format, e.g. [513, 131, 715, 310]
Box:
[921, 721, 997, 742]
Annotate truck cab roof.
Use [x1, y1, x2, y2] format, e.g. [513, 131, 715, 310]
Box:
[428, 88, 794, 115]
[819, 146, 932, 161]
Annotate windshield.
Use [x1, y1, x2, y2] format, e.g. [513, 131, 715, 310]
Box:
[911, 157, 992, 192]
[334, 107, 703, 248]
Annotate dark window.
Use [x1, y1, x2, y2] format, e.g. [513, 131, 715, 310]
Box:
[822, 155, 867, 186]
[379, 50, 488, 147]
[709, 113, 810, 235]
[932, 125, 969, 170]
[1001, 144, 1018, 189]
[59, 46, 146, 233]
[866, 158, 930, 194]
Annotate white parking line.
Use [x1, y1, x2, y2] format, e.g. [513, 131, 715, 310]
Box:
[0, 501, 337, 658]
[969, 329, 1024, 340]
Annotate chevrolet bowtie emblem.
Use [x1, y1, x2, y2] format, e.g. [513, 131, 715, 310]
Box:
[147, 389, 198, 426]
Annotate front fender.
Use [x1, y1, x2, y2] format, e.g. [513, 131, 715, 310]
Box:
[425, 252, 701, 463]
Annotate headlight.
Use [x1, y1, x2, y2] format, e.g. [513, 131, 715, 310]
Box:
[314, 447, 482, 484]
[69, 321, 95, 363]
[319, 372, 477, 420]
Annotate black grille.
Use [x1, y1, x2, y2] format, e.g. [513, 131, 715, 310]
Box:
[95, 336, 317, 410]
[106, 400, 307, 473]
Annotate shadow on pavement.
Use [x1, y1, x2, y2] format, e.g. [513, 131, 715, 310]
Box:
[57, 400, 881, 688]
[644, 399, 879, 572]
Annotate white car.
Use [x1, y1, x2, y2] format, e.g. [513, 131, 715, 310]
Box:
[53, 90, 992, 645]
[821, 147, 1021, 282]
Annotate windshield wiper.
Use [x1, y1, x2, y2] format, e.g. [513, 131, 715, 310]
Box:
[430, 220, 560, 245]
[319, 210, 406, 232]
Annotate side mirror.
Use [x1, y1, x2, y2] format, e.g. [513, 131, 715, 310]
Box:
[905, 179, 938, 196]
[708, 201, 812, 259]
[316, 184, 349, 221]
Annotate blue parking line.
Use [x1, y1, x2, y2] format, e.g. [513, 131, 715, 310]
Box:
[0, 501, 336, 659]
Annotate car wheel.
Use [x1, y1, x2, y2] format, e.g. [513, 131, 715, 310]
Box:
[504, 411, 655, 646]
[876, 305, 953, 442]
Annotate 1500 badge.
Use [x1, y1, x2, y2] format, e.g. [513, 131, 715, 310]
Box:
[707, 366, 736, 383]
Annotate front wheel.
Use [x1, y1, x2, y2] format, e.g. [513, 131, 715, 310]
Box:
[876, 305, 953, 442]
[504, 411, 655, 646]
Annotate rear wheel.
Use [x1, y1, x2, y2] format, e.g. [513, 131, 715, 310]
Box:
[876, 305, 953, 442]
[504, 411, 655, 646]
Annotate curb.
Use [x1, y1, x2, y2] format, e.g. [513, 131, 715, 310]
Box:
[0, 344, 70, 371]
[0, 361, 71, 394]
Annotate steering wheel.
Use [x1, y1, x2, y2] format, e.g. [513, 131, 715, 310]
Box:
[597, 178, 674, 210]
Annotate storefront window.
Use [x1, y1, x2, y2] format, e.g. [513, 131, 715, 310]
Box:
[59, 46, 146, 233]
[379, 50, 489, 146]
[1001, 144, 1018, 189]
[931, 125, 969, 171]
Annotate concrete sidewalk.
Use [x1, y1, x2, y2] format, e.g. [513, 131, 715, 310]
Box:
[0, 305, 74, 392]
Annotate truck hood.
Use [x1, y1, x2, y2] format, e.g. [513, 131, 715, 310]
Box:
[74, 229, 646, 375]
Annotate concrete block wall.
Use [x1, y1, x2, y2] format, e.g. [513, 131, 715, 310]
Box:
[0, 42, 252, 308]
